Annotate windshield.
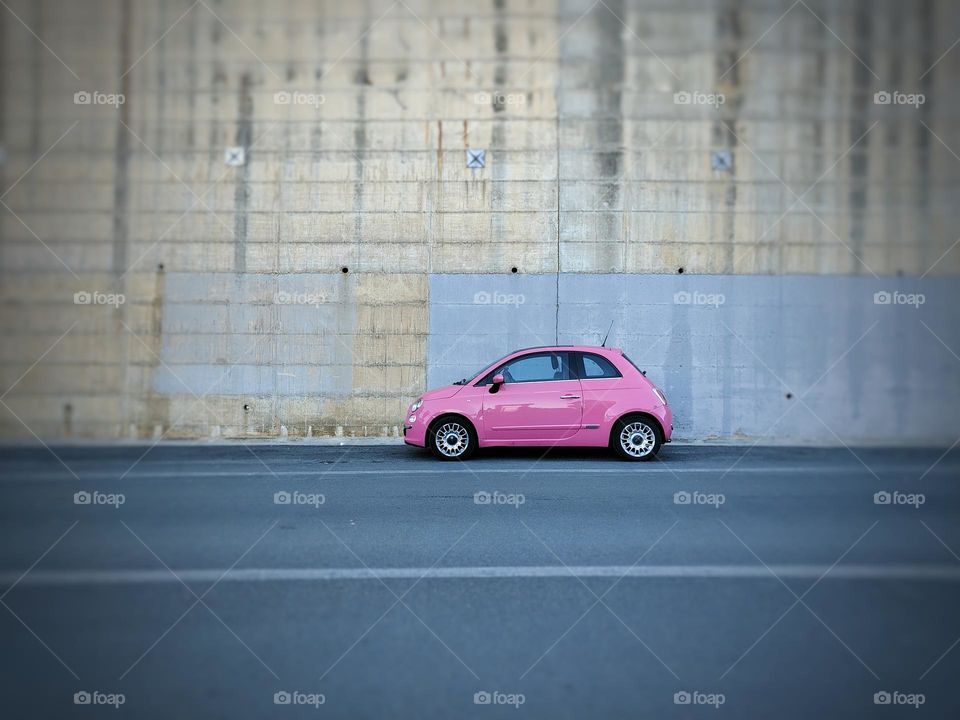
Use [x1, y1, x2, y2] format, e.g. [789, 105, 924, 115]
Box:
[452, 352, 513, 385]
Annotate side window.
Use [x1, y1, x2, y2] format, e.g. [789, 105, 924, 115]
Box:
[486, 352, 568, 384]
[579, 353, 621, 379]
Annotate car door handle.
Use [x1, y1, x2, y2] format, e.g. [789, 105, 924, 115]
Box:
[560, 394, 580, 399]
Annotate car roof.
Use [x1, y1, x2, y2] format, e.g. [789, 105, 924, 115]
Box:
[511, 345, 621, 354]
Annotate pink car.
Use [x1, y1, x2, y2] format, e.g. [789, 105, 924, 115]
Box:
[404, 346, 672, 461]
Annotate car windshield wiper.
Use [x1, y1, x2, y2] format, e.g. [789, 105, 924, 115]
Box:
[452, 378, 468, 385]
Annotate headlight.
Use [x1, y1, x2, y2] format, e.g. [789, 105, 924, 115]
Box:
[411, 398, 423, 412]
[653, 387, 668, 406]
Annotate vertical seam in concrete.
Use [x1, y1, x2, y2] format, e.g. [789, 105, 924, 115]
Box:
[272, 76, 287, 434]
[555, 109, 561, 344]
[234, 73, 253, 272]
[353, 5, 371, 271]
[115, 0, 133, 434]
[916, 0, 933, 273]
[0, 4, 6, 209]
[113, 0, 132, 274]
[554, 3, 562, 345]
[716, 0, 742, 275]
[848, 0, 871, 273]
[29, 2, 42, 155]
[186, 0, 197, 149]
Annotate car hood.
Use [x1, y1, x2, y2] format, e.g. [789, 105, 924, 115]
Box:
[421, 384, 464, 401]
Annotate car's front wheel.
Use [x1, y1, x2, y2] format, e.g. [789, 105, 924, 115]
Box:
[612, 416, 662, 461]
[428, 416, 477, 460]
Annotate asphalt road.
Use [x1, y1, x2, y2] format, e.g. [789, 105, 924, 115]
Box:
[1, 443, 959, 719]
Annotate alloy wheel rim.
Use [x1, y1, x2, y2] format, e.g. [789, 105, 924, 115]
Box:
[436, 422, 469, 457]
[620, 422, 655, 457]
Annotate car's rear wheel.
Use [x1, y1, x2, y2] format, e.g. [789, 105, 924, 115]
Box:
[612, 416, 662, 461]
[428, 416, 477, 460]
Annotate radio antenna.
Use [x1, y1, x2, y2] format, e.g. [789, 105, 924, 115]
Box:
[601, 320, 614, 347]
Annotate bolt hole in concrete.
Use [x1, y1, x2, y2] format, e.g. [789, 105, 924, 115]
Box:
[510, 266, 518, 273]
[786, 393, 793, 400]
[677, 267, 684, 274]
[243, 404, 251, 411]
[341, 266, 349, 274]
[157, 263, 164, 271]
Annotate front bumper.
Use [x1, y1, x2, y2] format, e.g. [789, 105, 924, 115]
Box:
[402, 418, 427, 447]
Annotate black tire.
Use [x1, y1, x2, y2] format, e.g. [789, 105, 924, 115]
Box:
[611, 415, 663, 461]
[427, 415, 477, 461]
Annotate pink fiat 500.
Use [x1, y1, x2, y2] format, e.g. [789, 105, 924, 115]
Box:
[403, 346, 672, 461]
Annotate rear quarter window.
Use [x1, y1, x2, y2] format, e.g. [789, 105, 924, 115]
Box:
[579, 353, 622, 379]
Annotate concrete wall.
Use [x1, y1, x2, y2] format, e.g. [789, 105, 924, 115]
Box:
[1, 0, 959, 442]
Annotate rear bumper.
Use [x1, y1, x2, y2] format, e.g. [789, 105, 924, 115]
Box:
[657, 404, 674, 442]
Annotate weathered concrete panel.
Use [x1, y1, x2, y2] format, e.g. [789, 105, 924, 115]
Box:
[154, 273, 357, 397]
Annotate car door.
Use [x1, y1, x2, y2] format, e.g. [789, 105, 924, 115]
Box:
[575, 351, 624, 431]
[480, 351, 582, 442]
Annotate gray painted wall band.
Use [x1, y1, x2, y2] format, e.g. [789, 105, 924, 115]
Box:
[428, 274, 960, 443]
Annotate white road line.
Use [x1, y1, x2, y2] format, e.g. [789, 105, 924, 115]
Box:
[4, 564, 960, 587]
[1, 465, 957, 481]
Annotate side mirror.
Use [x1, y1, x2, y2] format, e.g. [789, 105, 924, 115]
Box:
[490, 374, 505, 393]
